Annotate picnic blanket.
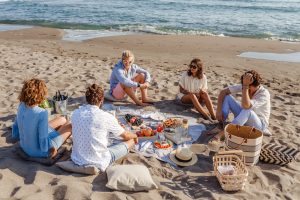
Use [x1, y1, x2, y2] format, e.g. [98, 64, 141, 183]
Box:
[102, 103, 206, 166]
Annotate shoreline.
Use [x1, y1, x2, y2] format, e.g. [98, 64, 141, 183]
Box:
[1, 23, 300, 43]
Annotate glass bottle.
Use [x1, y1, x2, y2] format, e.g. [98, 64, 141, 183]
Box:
[182, 118, 189, 137]
[156, 123, 165, 142]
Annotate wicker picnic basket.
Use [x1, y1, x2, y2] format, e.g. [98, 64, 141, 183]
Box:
[213, 150, 248, 191]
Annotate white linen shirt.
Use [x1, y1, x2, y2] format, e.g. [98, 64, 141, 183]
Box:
[177, 72, 208, 100]
[228, 84, 271, 131]
[71, 105, 124, 171]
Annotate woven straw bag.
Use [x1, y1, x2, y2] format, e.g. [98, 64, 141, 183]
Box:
[224, 124, 263, 165]
[213, 150, 248, 191]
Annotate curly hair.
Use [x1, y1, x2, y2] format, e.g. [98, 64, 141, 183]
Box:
[85, 84, 104, 105]
[187, 58, 204, 79]
[241, 70, 262, 87]
[18, 78, 48, 106]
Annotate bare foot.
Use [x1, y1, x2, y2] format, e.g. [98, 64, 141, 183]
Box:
[49, 147, 58, 158]
[142, 98, 156, 104]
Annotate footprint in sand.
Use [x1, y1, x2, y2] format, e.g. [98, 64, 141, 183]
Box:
[53, 185, 67, 200]
[159, 191, 181, 200]
[284, 101, 296, 105]
[274, 95, 285, 102]
[286, 92, 300, 97]
[173, 81, 179, 86]
[161, 88, 169, 93]
[271, 114, 287, 121]
[49, 178, 60, 186]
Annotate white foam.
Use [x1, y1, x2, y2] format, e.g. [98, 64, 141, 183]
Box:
[62, 29, 135, 41]
[0, 24, 32, 31]
[238, 52, 300, 63]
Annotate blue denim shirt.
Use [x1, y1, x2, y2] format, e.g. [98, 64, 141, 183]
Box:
[109, 60, 151, 94]
[12, 102, 52, 157]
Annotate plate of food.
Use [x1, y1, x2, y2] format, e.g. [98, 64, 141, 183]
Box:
[163, 118, 182, 128]
[154, 139, 173, 149]
[136, 127, 157, 138]
[124, 114, 143, 128]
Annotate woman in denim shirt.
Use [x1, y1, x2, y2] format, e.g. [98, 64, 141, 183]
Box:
[12, 78, 72, 158]
[109, 50, 154, 106]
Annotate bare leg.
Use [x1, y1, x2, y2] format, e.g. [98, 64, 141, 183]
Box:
[56, 122, 72, 142]
[199, 91, 216, 120]
[49, 116, 67, 130]
[133, 73, 154, 103]
[49, 122, 72, 158]
[121, 83, 144, 106]
[124, 139, 135, 150]
[181, 93, 210, 119]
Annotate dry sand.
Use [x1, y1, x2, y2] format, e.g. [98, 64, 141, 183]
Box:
[0, 27, 299, 200]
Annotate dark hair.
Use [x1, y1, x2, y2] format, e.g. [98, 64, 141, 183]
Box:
[240, 70, 262, 87]
[85, 84, 104, 105]
[19, 78, 48, 106]
[187, 58, 204, 79]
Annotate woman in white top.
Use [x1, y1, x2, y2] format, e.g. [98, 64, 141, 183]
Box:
[177, 58, 216, 120]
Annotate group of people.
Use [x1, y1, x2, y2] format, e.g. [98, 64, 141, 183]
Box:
[12, 50, 271, 172]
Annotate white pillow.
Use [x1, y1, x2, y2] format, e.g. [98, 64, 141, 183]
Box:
[106, 164, 158, 191]
[56, 161, 99, 175]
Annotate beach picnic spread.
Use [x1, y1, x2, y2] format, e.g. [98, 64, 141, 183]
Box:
[102, 103, 206, 166]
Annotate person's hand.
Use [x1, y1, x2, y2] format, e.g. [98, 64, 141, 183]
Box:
[133, 136, 139, 144]
[243, 73, 253, 86]
[140, 83, 148, 89]
[216, 110, 224, 122]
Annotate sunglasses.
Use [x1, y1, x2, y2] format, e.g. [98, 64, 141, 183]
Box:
[189, 64, 197, 69]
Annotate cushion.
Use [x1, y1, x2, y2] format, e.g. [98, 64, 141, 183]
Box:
[260, 143, 299, 166]
[15, 146, 65, 166]
[106, 164, 158, 191]
[104, 90, 127, 102]
[56, 160, 99, 175]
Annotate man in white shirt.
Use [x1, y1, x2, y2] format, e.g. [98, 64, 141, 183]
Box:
[71, 84, 138, 172]
[208, 70, 271, 139]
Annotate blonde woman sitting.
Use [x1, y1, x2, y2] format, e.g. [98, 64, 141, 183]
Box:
[177, 58, 216, 120]
[109, 50, 153, 106]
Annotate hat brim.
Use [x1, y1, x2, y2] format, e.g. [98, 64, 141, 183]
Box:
[169, 150, 198, 167]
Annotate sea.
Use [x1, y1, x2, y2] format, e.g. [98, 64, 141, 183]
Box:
[0, 0, 299, 42]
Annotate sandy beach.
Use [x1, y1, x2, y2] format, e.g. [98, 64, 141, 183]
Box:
[0, 27, 300, 200]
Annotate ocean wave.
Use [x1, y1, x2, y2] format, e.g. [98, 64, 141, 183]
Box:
[0, 20, 299, 43]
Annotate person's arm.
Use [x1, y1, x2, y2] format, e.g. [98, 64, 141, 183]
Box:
[115, 67, 139, 88]
[241, 73, 253, 109]
[107, 114, 138, 143]
[135, 65, 151, 83]
[178, 72, 190, 94]
[216, 88, 231, 121]
[179, 85, 189, 94]
[12, 117, 20, 141]
[120, 131, 138, 144]
[38, 111, 51, 153]
[201, 74, 208, 92]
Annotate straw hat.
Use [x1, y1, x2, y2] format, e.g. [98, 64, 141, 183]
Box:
[169, 147, 198, 167]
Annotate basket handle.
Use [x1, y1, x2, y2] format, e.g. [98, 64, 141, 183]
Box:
[218, 150, 246, 163]
[217, 150, 243, 155]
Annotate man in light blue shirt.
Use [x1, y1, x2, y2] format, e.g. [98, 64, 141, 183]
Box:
[109, 50, 153, 106]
